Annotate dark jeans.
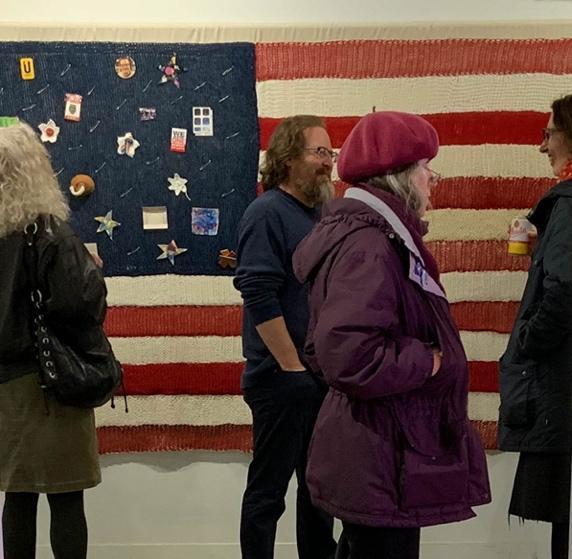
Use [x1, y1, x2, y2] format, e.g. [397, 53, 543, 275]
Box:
[240, 371, 336, 559]
[336, 523, 420, 559]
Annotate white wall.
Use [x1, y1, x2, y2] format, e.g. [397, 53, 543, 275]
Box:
[3, 0, 572, 24]
[26, 451, 548, 559]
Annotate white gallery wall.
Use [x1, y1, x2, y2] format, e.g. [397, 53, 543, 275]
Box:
[3, 0, 572, 24]
[2, 1, 572, 557]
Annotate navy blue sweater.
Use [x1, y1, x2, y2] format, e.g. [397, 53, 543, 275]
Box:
[234, 188, 318, 388]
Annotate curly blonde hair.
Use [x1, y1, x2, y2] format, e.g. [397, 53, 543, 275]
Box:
[0, 121, 69, 238]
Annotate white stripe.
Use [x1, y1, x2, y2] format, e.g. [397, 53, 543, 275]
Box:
[257, 75, 569, 117]
[260, 145, 551, 180]
[109, 331, 506, 364]
[103, 271, 526, 307]
[442, 271, 526, 303]
[468, 392, 499, 422]
[109, 336, 243, 364]
[95, 395, 250, 427]
[460, 331, 508, 362]
[95, 392, 498, 426]
[106, 275, 242, 306]
[424, 209, 528, 242]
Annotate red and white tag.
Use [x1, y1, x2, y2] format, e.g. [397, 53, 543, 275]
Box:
[170, 127, 187, 153]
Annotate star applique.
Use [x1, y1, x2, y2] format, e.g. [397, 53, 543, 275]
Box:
[158, 53, 186, 89]
[167, 173, 190, 199]
[156, 240, 188, 265]
[117, 132, 140, 158]
[38, 119, 60, 143]
[94, 211, 121, 239]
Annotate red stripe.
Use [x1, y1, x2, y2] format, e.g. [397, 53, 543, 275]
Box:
[427, 240, 531, 272]
[452, 302, 519, 333]
[123, 363, 242, 395]
[265, 177, 550, 209]
[98, 424, 252, 453]
[98, 421, 498, 453]
[429, 177, 552, 209]
[256, 39, 572, 80]
[105, 306, 242, 337]
[469, 361, 499, 393]
[260, 112, 550, 149]
[122, 360, 499, 395]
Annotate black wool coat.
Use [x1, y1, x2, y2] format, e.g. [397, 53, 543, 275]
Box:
[499, 180, 572, 453]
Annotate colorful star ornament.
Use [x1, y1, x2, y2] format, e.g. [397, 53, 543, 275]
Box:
[167, 173, 190, 200]
[38, 119, 60, 143]
[156, 240, 188, 266]
[218, 249, 237, 269]
[94, 211, 121, 239]
[117, 132, 140, 158]
[157, 53, 186, 89]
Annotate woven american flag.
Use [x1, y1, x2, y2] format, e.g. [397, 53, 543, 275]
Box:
[95, 34, 571, 453]
[4, 32, 565, 453]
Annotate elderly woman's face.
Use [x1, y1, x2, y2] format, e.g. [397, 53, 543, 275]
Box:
[411, 159, 440, 217]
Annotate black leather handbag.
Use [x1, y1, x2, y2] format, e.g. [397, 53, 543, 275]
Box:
[24, 222, 123, 408]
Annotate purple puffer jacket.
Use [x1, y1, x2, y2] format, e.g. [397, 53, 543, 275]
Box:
[293, 186, 490, 528]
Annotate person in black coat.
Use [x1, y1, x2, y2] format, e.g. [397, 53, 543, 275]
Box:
[499, 94, 572, 559]
[0, 120, 106, 559]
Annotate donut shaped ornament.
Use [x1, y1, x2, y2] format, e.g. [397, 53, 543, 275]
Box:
[69, 174, 95, 197]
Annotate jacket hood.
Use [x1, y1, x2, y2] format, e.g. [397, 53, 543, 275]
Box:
[293, 196, 393, 284]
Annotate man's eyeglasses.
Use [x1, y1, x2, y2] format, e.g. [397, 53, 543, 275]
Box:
[304, 146, 338, 161]
[542, 127, 557, 142]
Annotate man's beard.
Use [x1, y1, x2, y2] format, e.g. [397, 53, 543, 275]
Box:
[297, 173, 334, 206]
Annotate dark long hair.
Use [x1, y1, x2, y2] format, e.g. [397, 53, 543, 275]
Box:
[551, 94, 572, 149]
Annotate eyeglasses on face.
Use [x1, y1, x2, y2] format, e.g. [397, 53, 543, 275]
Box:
[420, 164, 441, 185]
[428, 169, 442, 184]
[304, 146, 338, 161]
[542, 127, 558, 142]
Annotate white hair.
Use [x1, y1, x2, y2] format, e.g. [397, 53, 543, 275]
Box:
[364, 163, 423, 215]
[0, 121, 69, 238]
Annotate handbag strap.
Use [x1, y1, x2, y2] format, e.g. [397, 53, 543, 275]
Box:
[22, 222, 55, 389]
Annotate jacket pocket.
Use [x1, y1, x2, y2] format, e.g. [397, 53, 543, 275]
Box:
[499, 363, 539, 428]
[400, 434, 469, 510]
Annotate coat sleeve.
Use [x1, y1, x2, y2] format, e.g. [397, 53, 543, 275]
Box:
[41, 233, 107, 327]
[312, 235, 434, 400]
[233, 206, 287, 325]
[518, 198, 572, 357]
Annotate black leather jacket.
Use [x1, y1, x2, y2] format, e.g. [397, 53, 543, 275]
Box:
[0, 215, 107, 383]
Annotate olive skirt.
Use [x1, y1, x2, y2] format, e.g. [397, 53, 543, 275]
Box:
[509, 452, 571, 523]
[0, 372, 101, 493]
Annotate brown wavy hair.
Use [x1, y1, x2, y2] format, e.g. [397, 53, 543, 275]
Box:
[260, 115, 325, 191]
[552, 94, 572, 149]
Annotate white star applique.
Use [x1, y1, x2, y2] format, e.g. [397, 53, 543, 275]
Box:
[117, 132, 140, 158]
[167, 173, 190, 200]
[156, 240, 188, 265]
[38, 119, 60, 143]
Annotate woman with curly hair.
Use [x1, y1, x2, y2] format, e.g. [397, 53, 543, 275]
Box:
[0, 120, 106, 558]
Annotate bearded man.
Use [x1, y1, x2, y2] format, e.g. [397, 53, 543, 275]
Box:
[234, 115, 337, 559]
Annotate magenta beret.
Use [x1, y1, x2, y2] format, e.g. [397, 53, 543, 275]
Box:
[337, 111, 439, 183]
